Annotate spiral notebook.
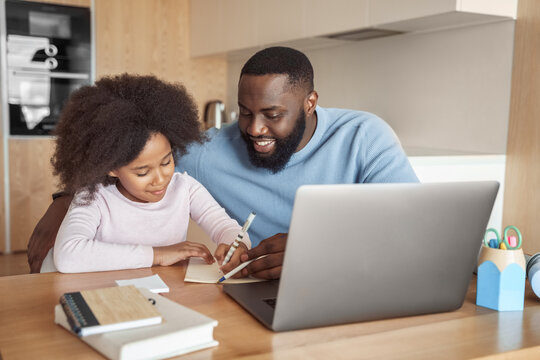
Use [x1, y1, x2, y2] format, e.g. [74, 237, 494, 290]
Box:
[59, 285, 162, 336]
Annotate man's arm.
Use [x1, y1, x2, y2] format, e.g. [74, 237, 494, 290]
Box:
[27, 195, 72, 273]
[239, 233, 287, 279]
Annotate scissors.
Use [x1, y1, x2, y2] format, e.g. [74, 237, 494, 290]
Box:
[483, 226, 522, 249]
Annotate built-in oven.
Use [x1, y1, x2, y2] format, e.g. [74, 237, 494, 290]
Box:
[4, 0, 91, 135]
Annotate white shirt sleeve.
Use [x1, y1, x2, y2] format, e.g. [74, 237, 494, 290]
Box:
[186, 174, 251, 249]
[53, 196, 154, 273]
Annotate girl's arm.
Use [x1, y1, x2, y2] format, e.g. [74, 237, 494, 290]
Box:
[53, 198, 153, 273]
[186, 176, 251, 249]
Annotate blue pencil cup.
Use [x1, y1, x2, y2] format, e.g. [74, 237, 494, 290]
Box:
[476, 246, 526, 311]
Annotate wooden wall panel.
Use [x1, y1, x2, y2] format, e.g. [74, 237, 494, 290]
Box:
[9, 139, 58, 251]
[95, 0, 227, 118]
[503, 0, 540, 254]
[4, 0, 227, 252]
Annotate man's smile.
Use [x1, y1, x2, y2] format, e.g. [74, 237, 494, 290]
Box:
[251, 137, 276, 153]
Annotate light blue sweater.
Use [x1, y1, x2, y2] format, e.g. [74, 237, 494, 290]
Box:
[177, 106, 418, 246]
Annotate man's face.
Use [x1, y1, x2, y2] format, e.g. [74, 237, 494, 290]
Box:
[237, 74, 311, 173]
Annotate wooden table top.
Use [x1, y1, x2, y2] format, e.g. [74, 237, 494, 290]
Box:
[1, 263, 540, 360]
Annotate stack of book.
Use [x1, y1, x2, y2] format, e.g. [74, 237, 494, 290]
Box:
[55, 285, 218, 360]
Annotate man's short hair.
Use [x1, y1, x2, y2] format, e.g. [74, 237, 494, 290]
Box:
[240, 46, 314, 93]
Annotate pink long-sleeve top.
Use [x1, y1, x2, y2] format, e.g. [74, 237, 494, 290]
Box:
[53, 172, 249, 273]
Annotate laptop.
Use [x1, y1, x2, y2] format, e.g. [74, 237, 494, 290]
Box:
[223, 181, 499, 332]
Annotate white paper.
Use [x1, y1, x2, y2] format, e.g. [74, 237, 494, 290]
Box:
[184, 220, 266, 284]
[184, 257, 264, 284]
[115, 274, 169, 293]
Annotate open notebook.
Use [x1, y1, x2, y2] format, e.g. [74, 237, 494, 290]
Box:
[184, 220, 264, 284]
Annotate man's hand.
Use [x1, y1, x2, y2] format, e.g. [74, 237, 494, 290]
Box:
[153, 241, 215, 266]
[215, 241, 248, 276]
[239, 233, 287, 279]
[27, 195, 73, 273]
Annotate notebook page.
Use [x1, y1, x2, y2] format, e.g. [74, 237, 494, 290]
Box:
[185, 220, 264, 284]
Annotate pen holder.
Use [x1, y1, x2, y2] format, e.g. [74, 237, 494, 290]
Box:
[476, 246, 526, 311]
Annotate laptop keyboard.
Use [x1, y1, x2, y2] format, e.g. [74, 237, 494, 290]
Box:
[263, 297, 277, 309]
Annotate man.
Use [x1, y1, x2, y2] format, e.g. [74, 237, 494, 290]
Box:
[27, 46, 418, 277]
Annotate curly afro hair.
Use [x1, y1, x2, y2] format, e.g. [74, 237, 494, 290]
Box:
[51, 73, 205, 201]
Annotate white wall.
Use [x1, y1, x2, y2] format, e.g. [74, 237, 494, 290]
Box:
[409, 155, 506, 232]
[226, 20, 514, 155]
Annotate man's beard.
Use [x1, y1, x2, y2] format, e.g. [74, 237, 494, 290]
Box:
[241, 109, 306, 174]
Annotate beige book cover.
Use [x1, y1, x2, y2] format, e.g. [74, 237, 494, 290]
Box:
[59, 285, 162, 336]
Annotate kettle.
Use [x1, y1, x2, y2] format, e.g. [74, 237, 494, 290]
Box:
[203, 100, 225, 129]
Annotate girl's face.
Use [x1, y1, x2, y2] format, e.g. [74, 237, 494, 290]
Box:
[109, 132, 175, 203]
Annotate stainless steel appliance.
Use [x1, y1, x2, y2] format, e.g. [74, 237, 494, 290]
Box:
[203, 100, 225, 129]
[4, 0, 91, 135]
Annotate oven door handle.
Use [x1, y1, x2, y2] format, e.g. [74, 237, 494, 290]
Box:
[10, 70, 90, 80]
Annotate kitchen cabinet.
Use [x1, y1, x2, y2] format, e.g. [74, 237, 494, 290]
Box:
[190, 0, 259, 57]
[190, 0, 517, 57]
[221, 0, 259, 53]
[190, 0, 368, 56]
[257, 0, 305, 45]
[303, 0, 369, 38]
[369, 0, 516, 31]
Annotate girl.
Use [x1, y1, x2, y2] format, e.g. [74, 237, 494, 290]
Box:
[47, 74, 250, 273]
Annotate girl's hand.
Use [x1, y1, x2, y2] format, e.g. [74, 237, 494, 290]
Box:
[215, 241, 248, 277]
[153, 241, 214, 266]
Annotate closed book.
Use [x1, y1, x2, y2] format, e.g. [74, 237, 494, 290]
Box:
[55, 288, 219, 360]
[59, 285, 162, 336]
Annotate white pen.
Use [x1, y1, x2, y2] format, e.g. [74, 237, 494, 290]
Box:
[222, 211, 256, 266]
[217, 255, 268, 283]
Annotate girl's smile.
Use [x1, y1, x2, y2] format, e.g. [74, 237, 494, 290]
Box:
[109, 132, 175, 203]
